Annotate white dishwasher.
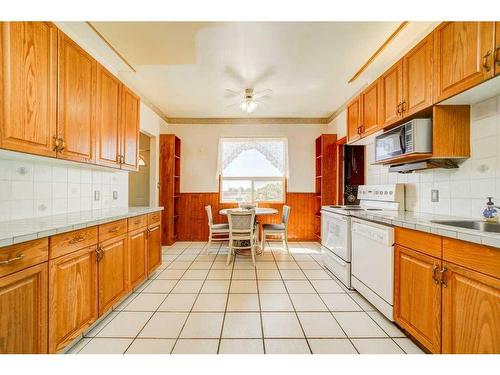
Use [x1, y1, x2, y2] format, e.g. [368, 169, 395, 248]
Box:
[351, 217, 395, 321]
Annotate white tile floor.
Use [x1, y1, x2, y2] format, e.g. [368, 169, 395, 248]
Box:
[67, 241, 424, 354]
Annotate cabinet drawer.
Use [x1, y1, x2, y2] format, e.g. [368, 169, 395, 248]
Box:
[148, 211, 161, 226]
[0, 238, 49, 278]
[443, 238, 500, 279]
[128, 215, 147, 232]
[50, 227, 98, 259]
[99, 219, 127, 242]
[395, 227, 442, 258]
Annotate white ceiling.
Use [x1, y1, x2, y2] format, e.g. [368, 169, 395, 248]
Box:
[70, 21, 439, 119]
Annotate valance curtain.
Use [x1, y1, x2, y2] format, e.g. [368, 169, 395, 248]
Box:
[216, 137, 289, 179]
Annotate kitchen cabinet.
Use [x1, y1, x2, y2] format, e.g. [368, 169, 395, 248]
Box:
[57, 31, 96, 163]
[441, 262, 500, 354]
[120, 85, 140, 171]
[127, 228, 148, 290]
[48, 246, 98, 353]
[347, 97, 361, 142]
[0, 21, 57, 157]
[359, 79, 380, 137]
[98, 234, 128, 315]
[96, 64, 122, 169]
[434, 22, 495, 102]
[402, 33, 434, 117]
[147, 223, 162, 275]
[380, 61, 403, 127]
[0, 263, 48, 354]
[495, 22, 500, 76]
[394, 244, 442, 354]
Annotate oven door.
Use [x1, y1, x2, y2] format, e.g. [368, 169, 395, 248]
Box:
[321, 211, 350, 261]
[375, 124, 406, 162]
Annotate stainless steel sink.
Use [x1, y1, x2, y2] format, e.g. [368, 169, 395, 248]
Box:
[430, 220, 500, 233]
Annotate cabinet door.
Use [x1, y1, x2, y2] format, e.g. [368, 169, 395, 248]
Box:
[394, 245, 441, 353]
[0, 22, 57, 157]
[96, 64, 121, 168]
[0, 263, 48, 354]
[98, 235, 128, 315]
[347, 97, 361, 142]
[442, 262, 500, 354]
[147, 224, 162, 275]
[120, 86, 140, 171]
[57, 31, 96, 164]
[495, 22, 500, 76]
[402, 33, 433, 117]
[360, 80, 380, 136]
[434, 22, 495, 102]
[380, 61, 403, 127]
[49, 246, 98, 353]
[127, 228, 147, 289]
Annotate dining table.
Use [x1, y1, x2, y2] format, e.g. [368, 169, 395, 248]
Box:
[219, 207, 279, 255]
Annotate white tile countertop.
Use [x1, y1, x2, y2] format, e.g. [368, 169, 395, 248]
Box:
[0, 206, 163, 248]
[348, 210, 500, 249]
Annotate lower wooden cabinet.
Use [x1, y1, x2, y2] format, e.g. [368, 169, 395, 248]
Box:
[98, 234, 128, 316]
[48, 246, 98, 353]
[147, 224, 162, 275]
[394, 245, 442, 354]
[0, 263, 48, 354]
[127, 228, 148, 289]
[442, 262, 500, 354]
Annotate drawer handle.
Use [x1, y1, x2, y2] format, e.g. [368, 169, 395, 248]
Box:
[96, 246, 104, 262]
[0, 254, 25, 265]
[431, 264, 439, 285]
[134, 219, 141, 224]
[69, 235, 85, 244]
[109, 227, 120, 233]
[439, 267, 448, 288]
[482, 50, 492, 72]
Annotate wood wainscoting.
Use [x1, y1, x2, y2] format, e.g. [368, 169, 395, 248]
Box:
[176, 192, 317, 242]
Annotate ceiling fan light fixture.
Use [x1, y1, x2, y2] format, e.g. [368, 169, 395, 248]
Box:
[240, 100, 258, 113]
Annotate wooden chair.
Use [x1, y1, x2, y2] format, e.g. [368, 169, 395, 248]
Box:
[205, 205, 229, 254]
[226, 209, 257, 266]
[262, 205, 291, 254]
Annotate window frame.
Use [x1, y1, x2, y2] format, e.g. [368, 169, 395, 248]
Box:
[219, 176, 286, 204]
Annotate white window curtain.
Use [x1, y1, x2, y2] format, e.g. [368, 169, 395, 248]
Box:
[216, 137, 289, 179]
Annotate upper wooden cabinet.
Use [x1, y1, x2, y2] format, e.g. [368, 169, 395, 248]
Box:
[347, 97, 361, 142]
[359, 79, 380, 137]
[96, 65, 122, 169]
[380, 60, 403, 127]
[120, 85, 140, 171]
[434, 22, 495, 102]
[57, 31, 96, 163]
[402, 33, 434, 117]
[495, 22, 500, 77]
[0, 22, 57, 157]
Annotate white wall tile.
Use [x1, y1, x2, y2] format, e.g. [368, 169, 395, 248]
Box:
[0, 180, 12, 201]
[10, 161, 33, 181]
[34, 182, 52, 200]
[11, 181, 33, 200]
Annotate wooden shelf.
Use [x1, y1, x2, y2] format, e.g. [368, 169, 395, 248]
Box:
[372, 153, 433, 165]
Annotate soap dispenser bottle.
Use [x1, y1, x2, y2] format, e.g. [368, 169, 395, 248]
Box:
[483, 197, 499, 222]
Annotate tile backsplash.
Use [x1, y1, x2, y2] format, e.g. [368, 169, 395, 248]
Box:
[366, 95, 500, 219]
[0, 158, 128, 221]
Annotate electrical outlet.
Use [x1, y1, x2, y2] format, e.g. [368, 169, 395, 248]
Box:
[113, 191, 118, 200]
[94, 190, 100, 201]
[431, 189, 439, 202]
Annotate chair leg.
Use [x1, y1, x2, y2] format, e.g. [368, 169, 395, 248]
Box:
[250, 234, 256, 267]
[226, 239, 233, 266]
[206, 230, 212, 255]
[284, 232, 290, 254]
[262, 231, 266, 252]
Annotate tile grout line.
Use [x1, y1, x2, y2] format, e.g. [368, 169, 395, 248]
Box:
[216, 241, 236, 354]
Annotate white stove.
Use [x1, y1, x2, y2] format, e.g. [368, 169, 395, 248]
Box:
[320, 185, 404, 291]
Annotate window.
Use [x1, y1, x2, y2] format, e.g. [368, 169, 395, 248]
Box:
[217, 138, 288, 203]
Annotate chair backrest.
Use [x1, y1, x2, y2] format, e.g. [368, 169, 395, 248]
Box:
[282, 205, 291, 227]
[227, 209, 255, 235]
[238, 202, 258, 209]
[205, 205, 213, 226]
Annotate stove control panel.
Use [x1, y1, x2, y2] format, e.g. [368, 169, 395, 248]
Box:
[357, 184, 405, 203]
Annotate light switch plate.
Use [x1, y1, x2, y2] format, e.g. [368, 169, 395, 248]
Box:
[113, 191, 118, 200]
[431, 189, 439, 202]
[94, 190, 100, 201]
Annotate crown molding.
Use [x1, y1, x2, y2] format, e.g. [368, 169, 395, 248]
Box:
[166, 117, 330, 125]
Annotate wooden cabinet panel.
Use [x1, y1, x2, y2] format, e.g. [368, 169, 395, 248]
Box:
[0, 263, 48, 354]
[127, 228, 147, 289]
[360, 80, 380, 136]
[98, 219, 127, 242]
[0, 238, 48, 278]
[57, 31, 96, 163]
[434, 22, 495, 102]
[442, 262, 500, 354]
[395, 227, 442, 258]
[49, 226, 98, 259]
[495, 22, 500, 76]
[147, 224, 162, 275]
[394, 245, 441, 353]
[402, 33, 433, 117]
[96, 64, 121, 168]
[380, 61, 403, 127]
[148, 211, 162, 226]
[49, 246, 98, 353]
[128, 214, 148, 232]
[0, 22, 57, 157]
[120, 86, 140, 171]
[98, 234, 128, 315]
[347, 97, 361, 142]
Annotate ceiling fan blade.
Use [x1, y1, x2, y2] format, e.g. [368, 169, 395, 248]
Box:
[250, 67, 276, 86]
[224, 66, 247, 86]
[226, 102, 241, 108]
[253, 89, 273, 96]
[224, 89, 243, 98]
[253, 93, 272, 101]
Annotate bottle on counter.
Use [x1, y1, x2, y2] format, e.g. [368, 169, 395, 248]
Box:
[482, 197, 499, 222]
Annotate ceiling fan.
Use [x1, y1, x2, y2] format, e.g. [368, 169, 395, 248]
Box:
[225, 88, 273, 113]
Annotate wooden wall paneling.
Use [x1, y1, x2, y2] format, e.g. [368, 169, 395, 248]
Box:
[159, 135, 177, 245]
[0, 21, 57, 157]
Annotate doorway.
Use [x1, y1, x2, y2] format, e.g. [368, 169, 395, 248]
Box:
[129, 132, 151, 206]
